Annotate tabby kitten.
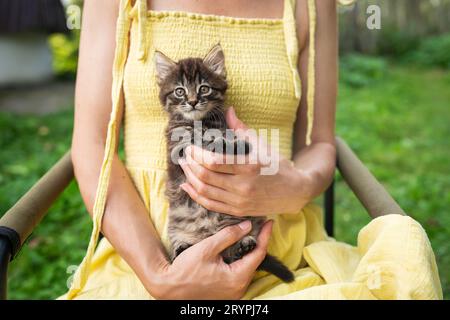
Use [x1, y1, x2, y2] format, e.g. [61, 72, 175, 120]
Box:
[154, 44, 294, 282]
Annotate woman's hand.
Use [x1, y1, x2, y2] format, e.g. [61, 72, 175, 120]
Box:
[179, 107, 313, 217]
[147, 220, 273, 300]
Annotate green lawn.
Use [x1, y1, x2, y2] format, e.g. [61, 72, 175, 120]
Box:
[1, 61, 449, 299]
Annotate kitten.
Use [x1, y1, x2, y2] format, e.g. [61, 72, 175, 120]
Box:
[154, 44, 294, 283]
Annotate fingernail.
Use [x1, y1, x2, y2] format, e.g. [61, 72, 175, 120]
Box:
[238, 220, 251, 231]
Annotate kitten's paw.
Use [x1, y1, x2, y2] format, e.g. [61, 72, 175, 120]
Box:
[172, 242, 192, 260]
[222, 236, 257, 264]
[236, 236, 257, 258]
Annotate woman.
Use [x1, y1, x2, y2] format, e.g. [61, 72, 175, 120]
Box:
[63, 0, 442, 299]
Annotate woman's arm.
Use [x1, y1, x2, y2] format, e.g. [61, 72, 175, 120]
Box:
[291, 0, 337, 198]
[179, 0, 338, 215]
[72, 0, 168, 293]
[72, 0, 269, 299]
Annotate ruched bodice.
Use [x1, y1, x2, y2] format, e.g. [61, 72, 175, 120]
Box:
[123, 9, 301, 170]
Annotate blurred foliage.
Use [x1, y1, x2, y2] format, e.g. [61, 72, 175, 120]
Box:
[1, 57, 449, 299]
[340, 54, 387, 88]
[48, 0, 82, 79]
[376, 31, 450, 70]
[48, 31, 80, 79]
[376, 27, 421, 57]
[407, 34, 450, 69]
[339, 0, 450, 54]
[340, 33, 450, 89]
[0, 110, 91, 299]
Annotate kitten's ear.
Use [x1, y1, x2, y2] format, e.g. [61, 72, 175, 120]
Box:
[154, 50, 176, 84]
[203, 43, 226, 78]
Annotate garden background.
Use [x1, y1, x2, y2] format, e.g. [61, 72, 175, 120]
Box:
[1, 0, 449, 299]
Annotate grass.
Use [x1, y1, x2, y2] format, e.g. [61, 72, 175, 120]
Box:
[335, 63, 450, 298]
[1, 61, 449, 299]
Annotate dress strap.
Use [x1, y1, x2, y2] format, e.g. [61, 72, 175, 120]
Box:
[135, 0, 148, 61]
[66, 0, 133, 299]
[283, 0, 301, 101]
[283, 0, 316, 146]
[306, 0, 316, 146]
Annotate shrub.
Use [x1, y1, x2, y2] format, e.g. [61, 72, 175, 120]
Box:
[48, 0, 82, 79]
[340, 54, 387, 88]
[48, 31, 80, 79]
[376, 28, 420, 57]
[407, 34, 450, 69]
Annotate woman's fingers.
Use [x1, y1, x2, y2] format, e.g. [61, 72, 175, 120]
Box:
[180, 159, 244, 206]
[226, 107, 248, 130]
[184, 152, 234, 191]
[198, 220, 253, 258]
[186, 145, 234, 174]
[180, 182, 242, 215]
[187, 145, 261, 175]
[230, 220, 273, 274]
[180, 156, 261, 216]
[187, 145, 235, 174]
[185, 152, 258, 201]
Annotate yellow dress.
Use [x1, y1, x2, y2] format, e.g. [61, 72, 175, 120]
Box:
[61, 0, 442, 299]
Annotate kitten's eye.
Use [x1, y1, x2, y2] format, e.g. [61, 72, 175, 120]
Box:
[174, 87, 185, 97]
[199, 85, 211, 95]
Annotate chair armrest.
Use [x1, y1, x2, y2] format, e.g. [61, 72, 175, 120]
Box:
[335, 137, 406, 218]
[0, 151, 74, 259]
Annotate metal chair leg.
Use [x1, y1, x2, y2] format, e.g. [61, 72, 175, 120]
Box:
[324, 179, 335, 237]
[0, 226, 21, 300]
[0, 236, 11, 300]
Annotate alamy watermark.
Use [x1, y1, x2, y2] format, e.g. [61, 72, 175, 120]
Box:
[366, 5, 381, 30]
[171, 122, 281, 176]
[65, 4, 382, 31]
[66, 264, 78, 289]
[66, 4, 81, 30]
[366, 265, 382, 290]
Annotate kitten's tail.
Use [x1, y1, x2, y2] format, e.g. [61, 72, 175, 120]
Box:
[258, 254, 295, 283]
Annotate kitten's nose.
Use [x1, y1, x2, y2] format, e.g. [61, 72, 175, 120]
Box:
[187, 100, 198, 107]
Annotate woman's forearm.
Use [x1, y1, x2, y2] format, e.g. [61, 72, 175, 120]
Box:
[72, 144, 169, 291]
[70, 0, 170, 296]
[292, 141, 336, 205]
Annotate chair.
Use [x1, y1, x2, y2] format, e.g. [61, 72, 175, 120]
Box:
[0, 137, 405, 299]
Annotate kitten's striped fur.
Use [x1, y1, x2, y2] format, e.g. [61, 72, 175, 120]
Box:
[154, 44, 294, 282]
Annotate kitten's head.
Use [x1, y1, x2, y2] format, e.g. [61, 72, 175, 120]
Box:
[154, 44, 227, 121]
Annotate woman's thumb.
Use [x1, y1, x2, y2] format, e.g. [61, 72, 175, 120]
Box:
[226, 107, 248, 130]
[201, 220, 252, 257]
